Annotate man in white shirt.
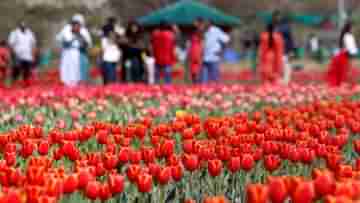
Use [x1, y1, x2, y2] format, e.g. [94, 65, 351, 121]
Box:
[201, 19, 230, 83]
[8, 22, 36, 84]
[101, 30, 121, 84]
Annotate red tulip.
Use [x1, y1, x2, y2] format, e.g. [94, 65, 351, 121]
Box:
[336, 164, 354, 179]
[268, 177, 288, 203]
[208, 159, 223, 177]
[334, 181, 354, 199]
[326, 154, 342, 171]
[95, 163, 106, 177]
[182, 140, 195, 154]
[157, 166, 172, 185]
[264, 155, 281, 172]
[216, 145, 231, 161]
[241, 154, 255, 171]
[148, 163, 161, 178]
[63, 174, 79, 194]
[142, 147, 156, 164]
[108, 173, 124, 194]
[118, 147, 130, 164]
[78, 170, 93, 189]
[312, 169, 335, 198]
[85, 181, 100, 200]
[171, 165, 183, 182]
[291, 181, 315, 203]
[136, 173, 153, 193]
[8, 168, 24, 187]
[44, 178, 63, 198]
[182, 154, 199, 172]
[103, 153, 118, 170]
[246, 184, 268, 203]
[20, 140, 35, 158]
[182, 128, 195, 140]
[227, 157, 241, 173]
[97, 129, 109, 145]
[5, 152, 16, 166]
[129, 150, 142, 164]
[99, 183, 112, 201]
[127, 164, 141, 183]
[38, 140, 50, 155]
[161, 139, 175, 158]
[38, 196, 57, 203]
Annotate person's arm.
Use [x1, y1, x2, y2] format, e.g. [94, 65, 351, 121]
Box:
[344, 34, 358, 56]
[8, 31, 16, 50]
[218, 28, 230, 44]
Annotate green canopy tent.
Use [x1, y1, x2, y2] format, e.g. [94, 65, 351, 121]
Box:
[138, 0, 241, 27]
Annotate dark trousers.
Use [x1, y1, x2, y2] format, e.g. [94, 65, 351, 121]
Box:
[12, 59, 32, 81]
[101, 62, 117, 85]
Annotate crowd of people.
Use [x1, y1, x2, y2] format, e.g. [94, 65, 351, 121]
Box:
[0, 12, 357, 87]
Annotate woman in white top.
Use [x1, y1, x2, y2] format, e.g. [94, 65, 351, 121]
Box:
[101, 30, 121, 84]
[327, 21, 358, 86]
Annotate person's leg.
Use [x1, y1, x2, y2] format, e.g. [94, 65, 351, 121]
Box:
[155, 65, 161, 84]
[108, 63, 117, 83]
[146, 60, 155, 84]
[200, 62, 209, 84]
[23, 61, 32, 85]
[282, 56, 291, 85]
[208, 62, 220, 82]
[102, 62, 111, 85]
[164, 65, 172, 84]
[12, 59, 21, 81]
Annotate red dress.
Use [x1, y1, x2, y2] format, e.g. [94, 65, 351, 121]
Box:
[0, 47, 10, 79]
[258, 32, 284, 83]
[188, 33, 203, 78]
[151, 29, 176, 66]
[326, 50, 349, 87]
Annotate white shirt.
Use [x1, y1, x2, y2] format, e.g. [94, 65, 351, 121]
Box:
[101, 37, 121, 63]
[56, 24, 92, 49]
[203, 26, 230, 62]
[8, 28, 36, 61]
[344, 33, 358, 56]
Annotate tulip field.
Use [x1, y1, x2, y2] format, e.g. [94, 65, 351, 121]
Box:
[2, 83, 360, 203]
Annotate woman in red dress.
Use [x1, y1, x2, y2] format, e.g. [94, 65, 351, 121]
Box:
[327, 22, 358, 87]
[258, 23, 285, 84]
[188, 31, 203, 83]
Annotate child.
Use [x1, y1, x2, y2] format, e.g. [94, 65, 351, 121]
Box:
[0, 40, 10, 82]
[143, 49, 155, 85]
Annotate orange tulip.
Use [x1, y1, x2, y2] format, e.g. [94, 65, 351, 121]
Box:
[246, 184, 269, 203]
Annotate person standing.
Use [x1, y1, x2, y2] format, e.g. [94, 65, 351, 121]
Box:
[0, 40, 10, 84]
[188, 18, 204, 84]
[151, 22, 176, 84]
[258, 23, 284, 84]
[57, 17, 89, 86]
[8, 22, 37, 85]
[201, 20, 230, 83]
[273, 14, 295, 85]
[72, 14, 92, 84]
[101, 30, 121, 84]
[120, 21, 145, 83]
[327, 22, 358, 87]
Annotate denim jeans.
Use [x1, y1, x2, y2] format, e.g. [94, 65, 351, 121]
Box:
[102, 62, 117, 84]
[155, 65, 172, 84]
[200, 61, 220, 83]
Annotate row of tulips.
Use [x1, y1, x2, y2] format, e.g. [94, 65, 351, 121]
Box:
[0, 84, 358, 132]
[0, 95, 360, 202]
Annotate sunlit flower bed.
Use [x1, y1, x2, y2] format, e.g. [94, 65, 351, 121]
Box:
[0, 84, 360, 203]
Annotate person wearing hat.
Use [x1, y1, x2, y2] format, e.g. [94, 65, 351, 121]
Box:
[8, 21, 37, 85]
[56, 14, 92, 86]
